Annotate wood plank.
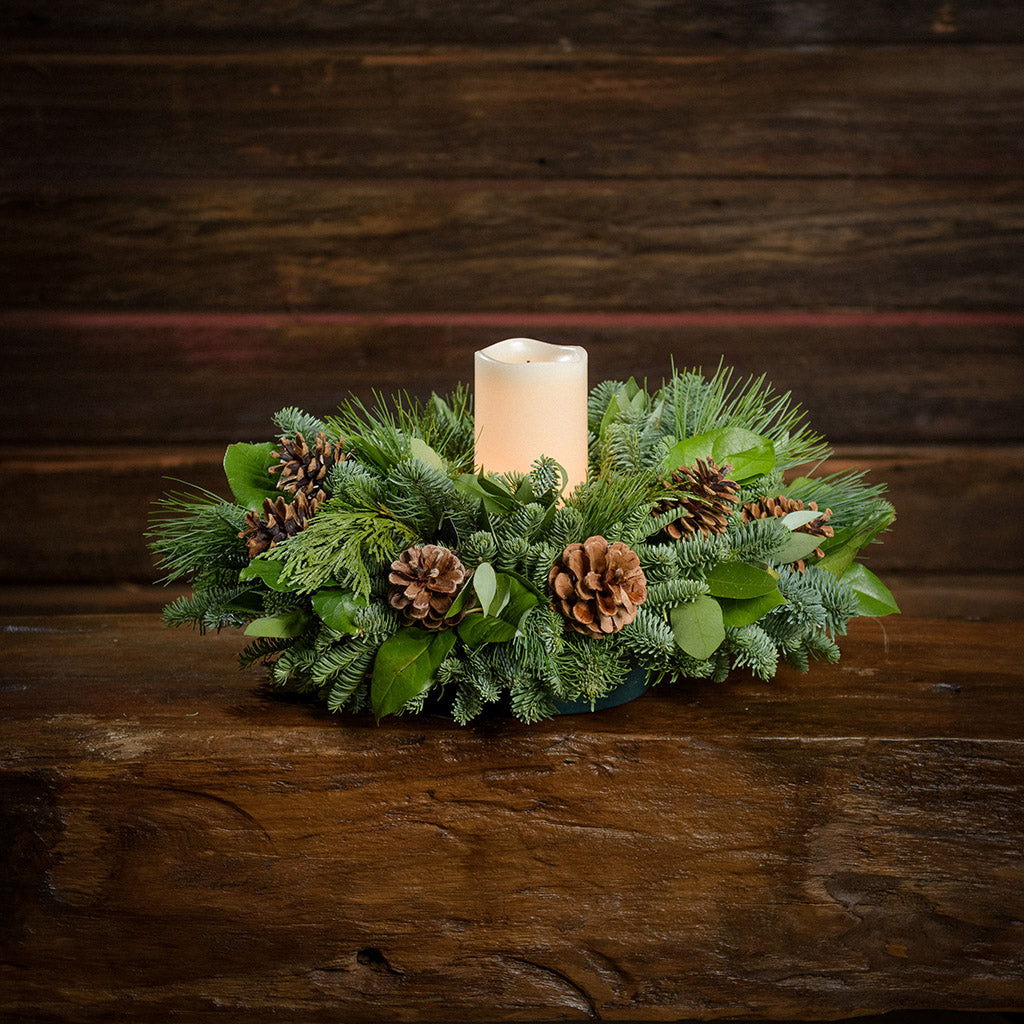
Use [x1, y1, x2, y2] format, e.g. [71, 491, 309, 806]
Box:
[2, 179, 1022, 311]
[0, 445, 1019, 584]
[4, 321, 1021, 445]
[4, 1, 1023, 48]
[2, 48, 1022, 180]
[2, 574, 1022, 620]
[1, 613, 1022, 1021]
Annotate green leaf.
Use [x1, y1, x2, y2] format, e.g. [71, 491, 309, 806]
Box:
[409, 437, 447, 472]
[719, 589, 787, 627]
[773, 531, 827, 565]
[663, 426, 774, 481]
[500, 574, 541, 628]
[455, 473, 517, 514]
[311, 589, 368, 634]
[444, 582, 473, 620]
[819, 507, 895, 571]
[724, 436, 776, 481]
[706, 561, 780, 599]
[371, 627, 457, 719]
[663, 435, 714, 473]
[239, 558, 292, 592]
[472, 562, 498, 615]
[457, 572, 540, 647]
[458, 612, 518, 647]
[223, 442, 279, 509]
[670, 596, 726, 660]
[843, 563, 901, 617]
[243, 611, 307, 638]
[780, 509, 825, 530]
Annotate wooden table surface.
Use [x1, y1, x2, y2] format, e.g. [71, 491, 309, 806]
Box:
[2, 612, 1022, 1022]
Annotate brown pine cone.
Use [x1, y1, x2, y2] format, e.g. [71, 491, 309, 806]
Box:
[388, 545, 471, 630]
[271, 431, 344, 496]
[653, 457, 740, 539]
[239, 492, 320, 558]
[548, 535, 647, 638]
[742, 495, 834, 571]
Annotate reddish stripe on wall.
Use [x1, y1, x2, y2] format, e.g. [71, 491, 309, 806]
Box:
[2, 310, 1023, 329]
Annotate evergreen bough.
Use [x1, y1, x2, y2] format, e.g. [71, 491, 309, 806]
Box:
[150, 363, 898, 723]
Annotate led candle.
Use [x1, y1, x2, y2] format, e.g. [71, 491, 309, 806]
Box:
[474, 338, 588, 491]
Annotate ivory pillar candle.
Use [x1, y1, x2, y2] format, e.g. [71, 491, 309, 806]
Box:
[474, 338, 589, 491]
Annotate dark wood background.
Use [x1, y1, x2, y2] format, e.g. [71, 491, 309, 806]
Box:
[1, 1, 1022, 618]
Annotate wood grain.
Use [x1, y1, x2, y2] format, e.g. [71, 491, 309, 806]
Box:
[2, 179, 1022, 312]
[4, 321, 1022, 445]
[2, 613, 1022, 1022]
[0, 445, 1019, 584]
[2, 49, 1022, 180]
[4, 1, 1023, 48]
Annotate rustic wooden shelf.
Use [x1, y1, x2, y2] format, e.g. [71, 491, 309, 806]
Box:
[2, 613, 1022, 1022]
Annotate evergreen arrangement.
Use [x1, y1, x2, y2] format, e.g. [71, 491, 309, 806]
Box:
[150, 365, 898, 724]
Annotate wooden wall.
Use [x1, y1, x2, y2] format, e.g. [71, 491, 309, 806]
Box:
[1, 1, 1022, 617]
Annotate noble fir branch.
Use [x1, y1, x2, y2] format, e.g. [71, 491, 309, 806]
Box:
[737, 469, 785, 505]
[726, 516, 791, 563]
[272, 407, 329, 443]
[645, 578, 711, 607]
[149, 487, 248, 582]
[325, 458, 386, 507]
[460, 530, 499, 568]
[386, 459, 477, 543]
[615, 608, 678, 669]
[637, 543, 682, 582]
[673, 533, 726, 576]
[555, 637, 631, 705]
[162, 584, 256, 634]
[529, 456, 565, 504]
[587, 379, 624, 432]
[238, 635, 292, 669]
[600, 415, 669, 475]
[725, 624, 779, 680]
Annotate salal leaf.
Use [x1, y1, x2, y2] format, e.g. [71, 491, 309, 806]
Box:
[239, 558, 291, 592]
[455, 473, 517, 514]
[670, 596, 726, 660]
[458, 573, 540, 647]
[311, 589, 368, 634]
[706, 561, 780, 599]
[773, 530, 826, 565]
[780, 509, 825, 530]
[409, 437, 446, 472]
[371, 627, 457, 720]
[663, 426, 775, 481]
[472, 562, 498, 615]
[719, 589, 787, 628]
[724, 435, 776, 481]
[244, 611, 307, 638]
[458, 613, 518, 647]
[224, 442, 279, 509]
[843, 563, 901, 617]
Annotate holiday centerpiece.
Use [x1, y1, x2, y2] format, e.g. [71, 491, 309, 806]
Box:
[151, 342, 897, 724]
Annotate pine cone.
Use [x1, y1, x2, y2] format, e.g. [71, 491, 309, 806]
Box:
[271, 431, 344, 497]
[742, 495, 834, 571]
[653, 457, 740, 539]
[388, 545, 471, 630]
[548, 535, 647, 638]
[239, 492, 320, 558]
